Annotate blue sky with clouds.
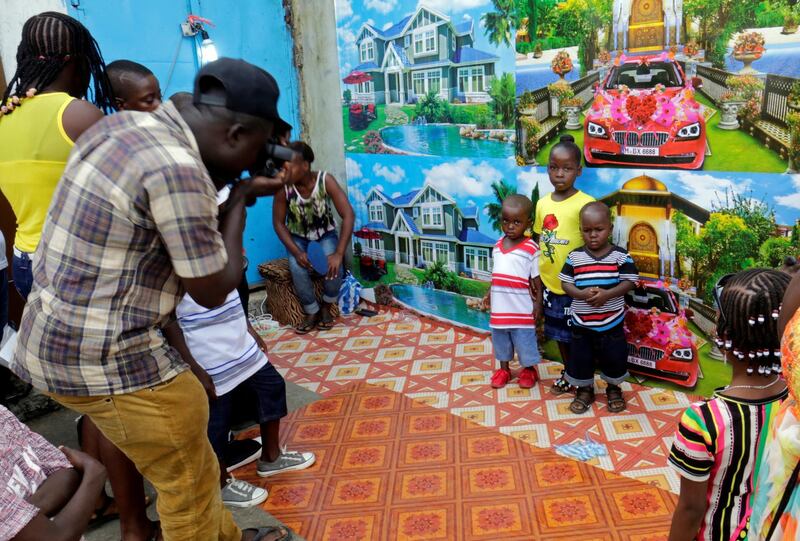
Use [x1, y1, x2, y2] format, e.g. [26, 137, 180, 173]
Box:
[334, 0, 515, 93]
[345, 153, 800, 232]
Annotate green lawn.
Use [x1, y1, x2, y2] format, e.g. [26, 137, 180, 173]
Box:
[535, 96, 786, 173]
[350, 258, 401, 287]
[342, 104, 416, 152]
[539, 321, 729, 398]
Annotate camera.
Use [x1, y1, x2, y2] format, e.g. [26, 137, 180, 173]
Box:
[251, 140, 298, 178]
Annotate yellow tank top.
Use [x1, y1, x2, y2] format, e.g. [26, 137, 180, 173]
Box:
[0, 92, 75, 253]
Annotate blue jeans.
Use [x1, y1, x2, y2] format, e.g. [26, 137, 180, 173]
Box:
[0, 267, 7, 342]
[288, 231, 342, 315]
[207, 363, 288, 460]
[12, 252, 33, 301]
[491, 327, 541, 367]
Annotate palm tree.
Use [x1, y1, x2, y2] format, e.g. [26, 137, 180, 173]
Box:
[485, 180, 518, 233]
[482, 0, 515, 47]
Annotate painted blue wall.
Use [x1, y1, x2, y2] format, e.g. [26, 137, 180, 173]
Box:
[68, 0, 300, 284]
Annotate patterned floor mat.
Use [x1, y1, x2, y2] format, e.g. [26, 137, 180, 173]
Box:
[235, 381, 677, 540]
[263, 307, 690, 493]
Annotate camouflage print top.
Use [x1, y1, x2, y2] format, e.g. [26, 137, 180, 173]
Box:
[285, 170, 337, 241]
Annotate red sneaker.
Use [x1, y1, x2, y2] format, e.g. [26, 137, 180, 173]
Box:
[518, 367, 539, 389]
[490, 368, 512, 389]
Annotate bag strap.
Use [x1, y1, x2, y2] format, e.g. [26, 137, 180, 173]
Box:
[766, 459, 800, 540]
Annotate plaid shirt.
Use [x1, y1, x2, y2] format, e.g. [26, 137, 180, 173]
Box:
[11, 101, 228, 396]
[0, 405, 72, 540]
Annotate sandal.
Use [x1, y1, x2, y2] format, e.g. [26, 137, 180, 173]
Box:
[550, 371, 575, 395]
[606, 384, 626, 413]
[89, 493, 119, 526]
[294, 313, 320, 335]
[569, 386, 595, 414]
[317, 303, 335, 330]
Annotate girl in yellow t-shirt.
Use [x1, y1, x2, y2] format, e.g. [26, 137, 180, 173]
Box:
[533, 135, 594, 393]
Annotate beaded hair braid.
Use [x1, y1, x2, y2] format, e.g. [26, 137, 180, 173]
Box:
[1, 12, 115, 115]
[714, 268, 790, 376]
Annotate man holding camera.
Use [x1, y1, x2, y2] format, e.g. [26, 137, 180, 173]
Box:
[11, 59, 292, 541]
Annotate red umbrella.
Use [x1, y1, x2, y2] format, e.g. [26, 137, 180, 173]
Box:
[355, 227, 381, 240]
[343, 71, 373, 85]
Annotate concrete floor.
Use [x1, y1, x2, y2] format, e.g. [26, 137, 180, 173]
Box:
[28, 379, 320, 541]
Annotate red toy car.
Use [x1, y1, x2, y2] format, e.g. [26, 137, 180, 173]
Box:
[584, 53, 706, 170]
[623, 284, 699, 388]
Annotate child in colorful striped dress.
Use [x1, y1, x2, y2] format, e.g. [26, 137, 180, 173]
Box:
[668, 269, 790, 541]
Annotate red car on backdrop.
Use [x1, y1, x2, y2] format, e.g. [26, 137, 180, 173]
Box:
[623, 283, 699, 388]
[584, 52, 706, 170]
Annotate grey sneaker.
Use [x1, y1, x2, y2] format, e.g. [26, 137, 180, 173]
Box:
[256, 449, 316, 478]
[221, 478, 268, 508]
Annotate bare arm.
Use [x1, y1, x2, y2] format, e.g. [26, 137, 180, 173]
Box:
[562, 281, 591, 300]
[325, 174, 355, 258]
[584, 280, 637, 308]
[181, 185, 247, 308]
[61, 99, 104, 143]
[668, 476, 708, 541]
[162, 320, 217, 399]
[531, 276, 543, 321]
[14, 447, 106, 541]
[779, 272, 800, 337]
[271, 189, 310, 270]
[25, 469, 80, 517]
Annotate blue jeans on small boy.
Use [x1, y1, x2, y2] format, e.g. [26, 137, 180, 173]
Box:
[12, 250, 34, 300]
[543, 287, 573, 343]
[491, 328, 541, 367]
[565, 323, 629, 388]
[207, 362, 288, 460]
[288, 231, 342, 315]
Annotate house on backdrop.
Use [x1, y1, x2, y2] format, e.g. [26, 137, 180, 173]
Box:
[348, 4, 499, 105]
[359, 183, 497, 280]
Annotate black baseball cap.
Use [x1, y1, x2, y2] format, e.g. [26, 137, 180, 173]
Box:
[193, 57, 292, 134]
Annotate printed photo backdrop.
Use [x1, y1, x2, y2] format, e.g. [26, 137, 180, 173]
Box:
[515, 0, 800, 174]
[335, 1, 800, 397]
[335, 0, 516, 158]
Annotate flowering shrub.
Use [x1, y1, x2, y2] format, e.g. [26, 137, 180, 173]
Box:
[733, 31, 766, 55]
[547, 79, 575, 101]
[788, 111, 800, 164]
[789, 81, 800, 106]
[727, 74, 764, 96]
[551, 50, 573, 76]
[518, 91, 538, 110]
[520, 116, 541, 158]
[684, 41, 699, 57]
[598, 49, 611, 65]
[561, 96, 583, 107]
[363, 130, 385, 153]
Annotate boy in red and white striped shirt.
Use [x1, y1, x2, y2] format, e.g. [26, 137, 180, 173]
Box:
[486, 195, 543, 389]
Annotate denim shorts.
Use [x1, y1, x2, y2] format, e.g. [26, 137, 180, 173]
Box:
[491, 327, 541, 367]
[543, 287, 573, 343]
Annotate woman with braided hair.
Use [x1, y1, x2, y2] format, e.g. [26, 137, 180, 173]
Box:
[0, 12, 160, 541]
[668, 269, 790, 541]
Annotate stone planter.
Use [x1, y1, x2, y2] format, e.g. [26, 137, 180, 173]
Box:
[718, 100, 746, 130]
[782, 24, 798, 35]
[787, 102, 800, 173]
[733, 52, 763, 74]
[563, 105, 582, 130]
[533, 50, 543, 59]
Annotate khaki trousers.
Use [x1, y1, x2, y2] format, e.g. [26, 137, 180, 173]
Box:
[54, 371, 241, 541]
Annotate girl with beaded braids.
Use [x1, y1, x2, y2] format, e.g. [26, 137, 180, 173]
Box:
[0, 12, 162, 541]
[668, 269, 790, 541]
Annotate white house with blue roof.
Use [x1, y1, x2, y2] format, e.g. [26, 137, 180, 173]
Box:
[360, 182, 497, 280]
[348, 4, 500, 105]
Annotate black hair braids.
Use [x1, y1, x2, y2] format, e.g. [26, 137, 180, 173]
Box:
[715, 268, 790, 375]
[2, 12, 115, 114]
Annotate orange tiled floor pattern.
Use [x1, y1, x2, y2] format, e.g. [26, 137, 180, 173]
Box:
[263, 308, 688, 494]
[237, 382, 677, 540]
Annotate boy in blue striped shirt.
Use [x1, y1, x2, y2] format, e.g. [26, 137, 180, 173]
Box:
[559, 202, 639, 414]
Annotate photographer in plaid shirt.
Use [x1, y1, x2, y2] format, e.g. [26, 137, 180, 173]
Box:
[11, 59, 293, 541]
